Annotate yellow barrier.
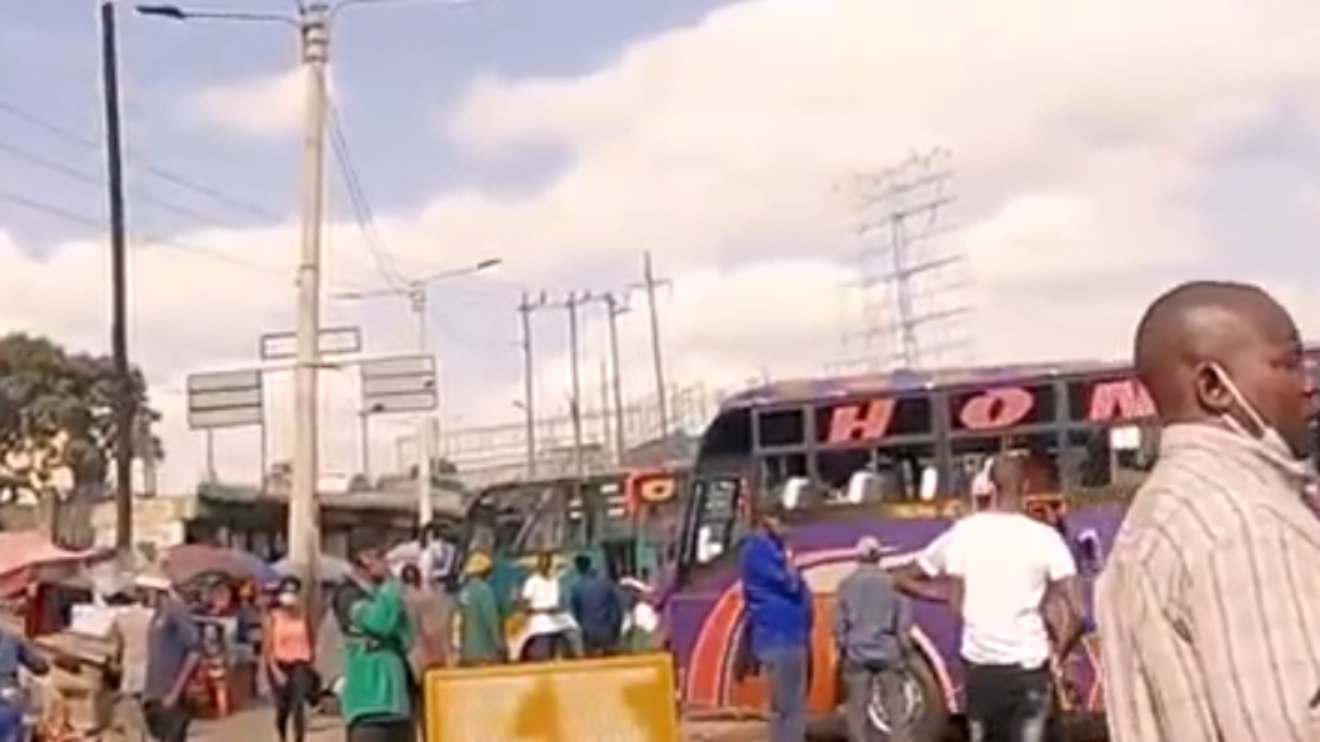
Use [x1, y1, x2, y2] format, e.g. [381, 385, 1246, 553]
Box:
[423, 652, 680, 742]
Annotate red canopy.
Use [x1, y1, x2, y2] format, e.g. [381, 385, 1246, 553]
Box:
[0, 531, 111, 596]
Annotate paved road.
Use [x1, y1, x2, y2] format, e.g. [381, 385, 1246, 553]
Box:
[188, 707, 767, 741]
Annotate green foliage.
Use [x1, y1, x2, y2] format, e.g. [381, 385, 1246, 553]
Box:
[0, 332, 160, 488]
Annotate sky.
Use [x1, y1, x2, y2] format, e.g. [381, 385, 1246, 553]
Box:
[3, 0, 1320, 493]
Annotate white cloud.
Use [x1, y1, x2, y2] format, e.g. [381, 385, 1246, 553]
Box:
[186, 67, 337, 138]
[10, 0, 1320, 491]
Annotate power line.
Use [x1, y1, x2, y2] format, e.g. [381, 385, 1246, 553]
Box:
[327, 101, 407, 288]
[0, 135, 234, 228]
[0, 97, 281, 222]
[0, 186, 268, 270]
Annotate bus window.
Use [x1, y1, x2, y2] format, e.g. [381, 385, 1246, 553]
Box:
[512, 486, 568, 555]
[1062, 425, 1158, 492]
[760, 452, 808, 496]
[949, 432, 1061, 497]
[689, 477, 744, 566]
[815, 442, 939, 503]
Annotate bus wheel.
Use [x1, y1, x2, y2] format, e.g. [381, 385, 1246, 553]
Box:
[863, 655, 948, 742]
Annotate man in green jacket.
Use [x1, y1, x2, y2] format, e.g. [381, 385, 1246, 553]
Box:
[457, 551, 506, 667]
[339, 546, 414, 742]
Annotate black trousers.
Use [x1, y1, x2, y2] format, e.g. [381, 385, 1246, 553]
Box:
[141, 699, 191, 742]
[272, 660, 314, 742]
[345, 717, 414, 742]
[964, 663, 1054, 742]
[524, 631, 578, 662]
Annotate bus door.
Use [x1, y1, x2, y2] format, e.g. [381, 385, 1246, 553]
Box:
[676, 473, 747, 582]
[623, 469, 683, 582]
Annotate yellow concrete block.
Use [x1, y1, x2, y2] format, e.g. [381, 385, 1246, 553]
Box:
[423, 652, 680, 742]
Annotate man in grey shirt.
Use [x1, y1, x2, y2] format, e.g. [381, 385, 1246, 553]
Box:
[135, 573, 201, 742]
[834, 536, 912, 742]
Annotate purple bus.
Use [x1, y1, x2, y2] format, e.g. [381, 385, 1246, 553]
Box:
[663, 351, 1320, 739]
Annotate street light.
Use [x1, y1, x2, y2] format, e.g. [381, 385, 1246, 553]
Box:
[333, 257, 501, 526]
[134, 0, 427, 601]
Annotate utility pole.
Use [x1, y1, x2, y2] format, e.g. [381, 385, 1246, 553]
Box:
[334, 259, 500, 517]
[564, 292, 586, 481]
[99, 0, 134, 554]
[634, 252, 671, 438]
[582, 293, 628, 463]
[289, 1, 331, 593]
[517, 291, 548, 478]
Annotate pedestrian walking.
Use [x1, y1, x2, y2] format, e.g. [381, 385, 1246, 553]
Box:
[264, 576, 315, 742]
[899, 454, 1082, 742]
[835, 535, 911, 742]
[456, 552, 506, 667]
[568, 554, 624, 658]
[135, 572, 202, 742]
[521, 553, 579, 662]
[1097, 280, 1320, 742]
[740, 506, 813, 742]
[340, 546, 414, 742]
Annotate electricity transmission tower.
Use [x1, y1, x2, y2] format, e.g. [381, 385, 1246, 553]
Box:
[835, 148, 971, 372]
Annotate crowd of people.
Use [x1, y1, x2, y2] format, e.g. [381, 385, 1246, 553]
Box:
[738, 279, 1319, 742]
[78, 538, 661, 742]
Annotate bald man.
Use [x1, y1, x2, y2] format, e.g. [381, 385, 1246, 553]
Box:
[1096, 281, 1320, 742]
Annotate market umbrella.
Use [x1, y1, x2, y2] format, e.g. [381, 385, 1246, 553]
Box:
[272, 554, 353, 584]
[162, 544, 278, 585]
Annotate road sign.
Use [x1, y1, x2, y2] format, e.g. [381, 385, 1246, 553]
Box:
[360, 354, 437, 414]
[259, 326, 362, 361]
[186, 369, 263, 429]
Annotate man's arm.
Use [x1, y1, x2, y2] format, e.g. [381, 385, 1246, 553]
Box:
[833, 579, 851, 652]
[165, 610, 201, 707]
[1187, 521, 1320, 741]
[1042, 529, 1084, 658]
[893, 527, 957, 602]
[741, 538, 800, 599]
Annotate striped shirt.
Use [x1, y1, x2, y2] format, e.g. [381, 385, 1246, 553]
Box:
[1096, 424, 1320, 742]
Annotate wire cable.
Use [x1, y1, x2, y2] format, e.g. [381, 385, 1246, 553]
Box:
[327, 100, 409, 289]
[0, 98, 281, 222]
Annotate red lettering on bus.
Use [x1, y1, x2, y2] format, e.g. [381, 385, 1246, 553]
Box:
[1086, 379, 1154, 422]
[825, 399, 895, 443]
[958, 387, 1035, 430]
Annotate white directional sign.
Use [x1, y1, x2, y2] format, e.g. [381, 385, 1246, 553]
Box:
[360, 355, 437, 415]
[186, 369, 263, 429]
[259, 326, 362, 361]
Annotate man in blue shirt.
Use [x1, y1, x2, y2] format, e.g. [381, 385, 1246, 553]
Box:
[568, 554, 623, 657]
[740, 507, 812, 742]
[0, 628, 47, 742]
[135, 573, 201, 742]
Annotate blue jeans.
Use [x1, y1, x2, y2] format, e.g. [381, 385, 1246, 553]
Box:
[0, 696, 25, 742]
[759, 645, 808, 742]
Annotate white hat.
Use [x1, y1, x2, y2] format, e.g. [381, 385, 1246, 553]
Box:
[855, 535, 883, 559]
[133, 572, 172, 592]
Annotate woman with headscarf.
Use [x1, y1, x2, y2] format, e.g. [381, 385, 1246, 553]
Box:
[456, 553, 505, 667]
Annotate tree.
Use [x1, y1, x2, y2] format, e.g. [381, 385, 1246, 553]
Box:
[0, 333, 160, 541]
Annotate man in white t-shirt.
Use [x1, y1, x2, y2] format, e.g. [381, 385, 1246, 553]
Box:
[520, 553, 580, 662]
[903, 454, 1084, 742]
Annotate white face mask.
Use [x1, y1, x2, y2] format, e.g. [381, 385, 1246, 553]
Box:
[1209, 362, 1305, 464]
[277, 592, 297, 607]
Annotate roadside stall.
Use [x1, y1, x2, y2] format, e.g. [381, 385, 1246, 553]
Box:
[162, 544, 276, 719]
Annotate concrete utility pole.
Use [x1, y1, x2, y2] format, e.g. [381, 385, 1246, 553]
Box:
[564, 292, 586, 481]
[335, 259, 501, 526]
[289, 1, 331, 594]
[581, 293, 628, 463]
[138, 0, 448, 605]
[632, 252, 672, 438]
[517, 292, 549, 478]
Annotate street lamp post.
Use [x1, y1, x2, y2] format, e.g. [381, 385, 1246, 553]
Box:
[137, 0, 366, 600]
[334, 258, 501, 528]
